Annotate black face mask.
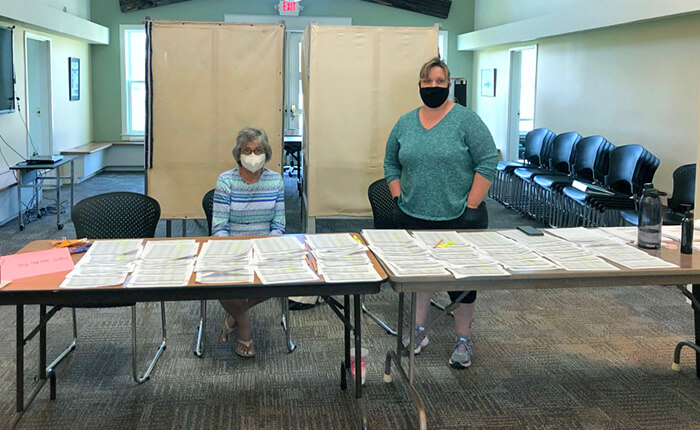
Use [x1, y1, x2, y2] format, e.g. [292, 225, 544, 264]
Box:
[419, 86, 449, 108]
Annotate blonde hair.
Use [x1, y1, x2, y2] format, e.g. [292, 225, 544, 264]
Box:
[419, 57, 450, 82]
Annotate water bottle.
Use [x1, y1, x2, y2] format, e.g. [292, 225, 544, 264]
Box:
[681, 204, 693, 254]
[637, 183, 663, 249]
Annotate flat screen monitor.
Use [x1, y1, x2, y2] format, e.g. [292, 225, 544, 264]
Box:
[0, 26, 15, 114]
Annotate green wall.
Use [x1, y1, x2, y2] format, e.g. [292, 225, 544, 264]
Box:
[90, 0, 475, 141]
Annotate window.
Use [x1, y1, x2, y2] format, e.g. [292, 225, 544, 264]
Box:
[438, 31, 448, 62]
[518, 47, 537, 134]
[121, 26, 146, 138]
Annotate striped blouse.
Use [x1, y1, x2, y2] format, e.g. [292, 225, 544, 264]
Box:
[211, 168, 285, 237]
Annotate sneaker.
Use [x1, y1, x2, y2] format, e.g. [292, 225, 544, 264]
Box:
[449, 336, 473, 369]
[402, 326, 429, 355]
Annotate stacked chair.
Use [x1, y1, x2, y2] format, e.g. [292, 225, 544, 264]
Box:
[491, 128, 556, 206]
[559, 144, 659, 227]
[492, 126, 669, 227]
[529, 135, 615, 227]
[511, 131, 581, 222]
[620, 163, 696, 226]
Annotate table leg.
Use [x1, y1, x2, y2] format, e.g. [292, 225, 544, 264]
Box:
[382, 291, 428, 430]
[16, 305, 24, 413]
[56, 170, 62, 229]
[694, 284, 699, 379]
[70, 160, 74, 210]
[34, 177, 40, 219]
[409, 292, 417, 385]
[17, 172, 23, 230]
[342, 294, 350, 391]
[39, 305, 47, 381]
[166, 220, 172, 237]
[354, 294, 362, 399]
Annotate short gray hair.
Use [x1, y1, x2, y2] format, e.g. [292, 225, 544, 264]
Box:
[232, 127, 273, 165]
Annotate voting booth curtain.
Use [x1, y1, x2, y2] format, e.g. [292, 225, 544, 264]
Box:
[145, 21, 284, 219]
[302, 25, 438, 217]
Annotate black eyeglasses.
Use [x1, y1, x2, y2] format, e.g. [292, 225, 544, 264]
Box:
[241, 147, 265, 155]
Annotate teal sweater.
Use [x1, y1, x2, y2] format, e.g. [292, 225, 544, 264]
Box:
[384, 104, 498, 221]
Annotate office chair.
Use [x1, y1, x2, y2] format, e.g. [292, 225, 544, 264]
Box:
[621, 163, 695, 226]
[50, 192, 165, 384]
[193, 189, 295, 357]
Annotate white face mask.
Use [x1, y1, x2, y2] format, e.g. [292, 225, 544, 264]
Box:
[240, 153, 266, 173]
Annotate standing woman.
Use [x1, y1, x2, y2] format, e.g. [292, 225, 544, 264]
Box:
[383, 57, 498, 369]
[212, 127, 285, 358]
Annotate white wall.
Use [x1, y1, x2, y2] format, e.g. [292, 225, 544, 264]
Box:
[0, 20, 92, 225]
[39, 0, 90, 20]
[474, 0, 581, 30]
[472, 12, 700, 197]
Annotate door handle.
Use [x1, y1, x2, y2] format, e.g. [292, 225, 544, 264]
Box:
[290, 104, 297, 119]
[36, 108, 41, 117]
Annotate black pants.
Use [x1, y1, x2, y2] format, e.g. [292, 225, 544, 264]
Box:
[392, 202, 488, 304]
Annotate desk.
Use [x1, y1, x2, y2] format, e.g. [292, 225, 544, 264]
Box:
[9, 156, 77, 231]
[1, 236, 386, 428]
[377, 229, 700, 430]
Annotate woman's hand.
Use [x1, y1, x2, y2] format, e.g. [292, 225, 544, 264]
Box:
[388, 179, 402, 199]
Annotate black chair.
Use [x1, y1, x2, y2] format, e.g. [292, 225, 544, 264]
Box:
[51, 192, 165, 384]
[532, 135, 614, 226]
[368, 178, 397, 229]
[193, 189, 296, 357]
[621, 163, 695, 226]
[561, 145, 648, 226]
[512, 131, 582, 220]
[492, 128, 555, 204]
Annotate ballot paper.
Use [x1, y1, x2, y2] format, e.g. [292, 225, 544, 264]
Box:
[253, 236, 319, 284]
[363, 229, 450, 277]
[59, 274, 128, 289]
[125, 240, 198, 288]
[306, 233, 382, 283]
[195, 240, 254, 284]
[141, 240, 200, 260]
[60, 239, 144, 289]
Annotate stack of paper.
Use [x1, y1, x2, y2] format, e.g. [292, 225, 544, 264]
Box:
[549, 227, 677, 269]
[500, 229, 618, 271]
[410, 231, 508, 278]
[195, 240, 254, 284]
[253, 236, 319, 284]
[306, 233, 382, 283]
[127, 240, 199, 288]
[460, 231, 559, 272]
[362, 229, 450, 277]
[60, 239, 143, 288]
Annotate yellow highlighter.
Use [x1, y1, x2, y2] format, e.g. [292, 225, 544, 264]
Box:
[440, 241, 455, 248]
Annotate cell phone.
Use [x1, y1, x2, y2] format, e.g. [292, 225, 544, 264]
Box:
[517, 225, 544, 236]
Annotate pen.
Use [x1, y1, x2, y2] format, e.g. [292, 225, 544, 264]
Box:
[433, 239, 443, 248]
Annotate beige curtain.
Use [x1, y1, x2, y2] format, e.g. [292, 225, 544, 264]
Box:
[147, 21, 284, 219]
[302, 25, 438, 217]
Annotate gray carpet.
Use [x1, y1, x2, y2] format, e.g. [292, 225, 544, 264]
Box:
[0, 172, 698, 429]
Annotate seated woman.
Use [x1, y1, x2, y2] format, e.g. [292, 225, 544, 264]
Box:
[212, 127, 285, 358]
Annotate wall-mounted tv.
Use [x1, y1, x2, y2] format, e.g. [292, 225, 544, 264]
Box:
[0, 26, 15, 114]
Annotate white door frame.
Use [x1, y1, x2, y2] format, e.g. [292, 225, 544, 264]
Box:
[505, 44, 537, 162]
[23, 31, 54, 156]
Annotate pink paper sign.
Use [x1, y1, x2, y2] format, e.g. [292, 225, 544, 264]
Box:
[1, 248, 74, 281]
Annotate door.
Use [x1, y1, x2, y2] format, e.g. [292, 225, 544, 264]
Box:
[506, 46, 537, 161]
[25, 35, 53, 156]
[284, 31, 303, 135]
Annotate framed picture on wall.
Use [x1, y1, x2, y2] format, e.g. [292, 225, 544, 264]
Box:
[480, 68, 496, 97]
[69, 57, 80, 101]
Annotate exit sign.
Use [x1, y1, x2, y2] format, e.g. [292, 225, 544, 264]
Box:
[277, 0, 302, 16]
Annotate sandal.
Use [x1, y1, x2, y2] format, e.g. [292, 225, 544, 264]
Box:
[220, 314, 237, 343]
[235, 338, 255, 358]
